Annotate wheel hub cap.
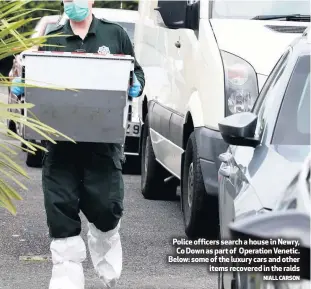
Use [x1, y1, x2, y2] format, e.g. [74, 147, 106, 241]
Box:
[187, 162, 194, 208]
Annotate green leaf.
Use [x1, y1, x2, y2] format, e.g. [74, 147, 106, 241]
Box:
[0, 142, 18, 155]
[0, 102, 34, 109]
[0, 152, 28, 178]
[0, 167, 27, 190]
[0, 0, 79, 214]
[0, 183, 17, 215]
[4, 141, 37, 154]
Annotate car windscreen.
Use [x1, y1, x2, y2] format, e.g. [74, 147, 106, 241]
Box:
[272, 54, 310, 145]
[211, 0, 310, 19]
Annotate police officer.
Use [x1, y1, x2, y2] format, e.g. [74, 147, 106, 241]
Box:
[12, 0, 145, 288]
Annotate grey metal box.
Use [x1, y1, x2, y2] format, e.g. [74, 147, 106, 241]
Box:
[22, 51, 134, 143]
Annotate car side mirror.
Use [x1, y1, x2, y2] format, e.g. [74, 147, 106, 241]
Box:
[218, 112, 260, 147]
[229, 211, 310, 280]
[154, 1, 188, 29]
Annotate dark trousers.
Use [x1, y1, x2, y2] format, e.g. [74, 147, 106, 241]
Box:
[42, 141, 124, 239]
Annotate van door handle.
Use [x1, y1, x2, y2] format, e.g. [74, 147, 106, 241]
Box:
[175, 41, 181, 48]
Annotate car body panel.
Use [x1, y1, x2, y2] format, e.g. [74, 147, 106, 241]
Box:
[218, 33, 310, 289]
[210, 19, 308, 75]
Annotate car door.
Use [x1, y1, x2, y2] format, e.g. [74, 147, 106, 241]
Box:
[218, 47, 296, 289]
[233, 48, 310, 218]
[220, 45, 311, 242]
[219, 47, 296, 239]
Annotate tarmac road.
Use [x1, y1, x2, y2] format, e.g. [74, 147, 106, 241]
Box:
[0, 126, 217, 288]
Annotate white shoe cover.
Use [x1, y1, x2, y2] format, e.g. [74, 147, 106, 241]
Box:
[87, 222, 122, 288]
[49, 236, 86, 289]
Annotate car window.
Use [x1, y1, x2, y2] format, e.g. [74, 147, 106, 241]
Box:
[252, 49, 290, 114]
[44, 23, 59, 35]
[272, 55, 310, 145]
[253, 49, 291, 138]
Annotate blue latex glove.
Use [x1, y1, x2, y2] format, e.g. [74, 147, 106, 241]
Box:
[11, 77, 24, 96]
[128, 73, 141, 98]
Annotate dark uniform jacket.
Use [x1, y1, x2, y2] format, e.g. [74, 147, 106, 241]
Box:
[40, 15, 145, 90]
[41, 15, 145, 239]
[40, 15, 145, 162]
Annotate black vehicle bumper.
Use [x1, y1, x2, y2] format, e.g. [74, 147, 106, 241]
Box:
[124, 136, 140, 156]
[194, 127, 228, 197]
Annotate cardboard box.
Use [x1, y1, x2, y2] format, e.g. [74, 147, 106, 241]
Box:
[22, 51, 134, 143]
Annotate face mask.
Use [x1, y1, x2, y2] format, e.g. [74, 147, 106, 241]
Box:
[63, 0, 89, 22]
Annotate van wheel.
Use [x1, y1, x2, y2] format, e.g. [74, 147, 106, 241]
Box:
[141, 114, 178, 200]
[182, 132, 218, 239]
[26, 140, 43, 168]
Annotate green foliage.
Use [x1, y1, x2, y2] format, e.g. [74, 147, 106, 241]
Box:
[0, 0, 138, 214]
[0, 0, 75, 214]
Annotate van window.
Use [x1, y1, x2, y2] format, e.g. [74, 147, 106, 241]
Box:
[211, 0, 310, 20]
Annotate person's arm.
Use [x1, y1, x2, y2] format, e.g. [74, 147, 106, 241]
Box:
[119, 27, 145, 95]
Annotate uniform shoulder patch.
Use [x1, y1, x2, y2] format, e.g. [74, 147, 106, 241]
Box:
[98, 18, 124, 29]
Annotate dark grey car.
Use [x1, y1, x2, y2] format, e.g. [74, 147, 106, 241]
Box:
[217, 30, 310, 289]
[228, 153, 310, 289]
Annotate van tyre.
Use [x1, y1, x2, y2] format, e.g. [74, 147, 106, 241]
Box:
[182, 132, 218, 239]
[26, 140, 43, 168]
[141, 114, 178, 200]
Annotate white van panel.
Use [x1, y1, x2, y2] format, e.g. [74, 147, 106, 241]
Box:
[149, 128, 183, 178]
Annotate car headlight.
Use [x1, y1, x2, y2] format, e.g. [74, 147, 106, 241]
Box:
[221, 51, 259, 116]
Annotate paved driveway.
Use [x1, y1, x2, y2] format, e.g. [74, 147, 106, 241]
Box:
[0, 138, 216, 288]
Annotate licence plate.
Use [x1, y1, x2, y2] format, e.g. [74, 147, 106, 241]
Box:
[126, 122, 141, 137]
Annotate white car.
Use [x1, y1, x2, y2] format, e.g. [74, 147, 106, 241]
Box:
[134, 0, 310, 239]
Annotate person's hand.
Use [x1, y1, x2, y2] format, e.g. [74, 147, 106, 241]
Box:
[128, 73, 141, 98]
[11, 77, 24, 96]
